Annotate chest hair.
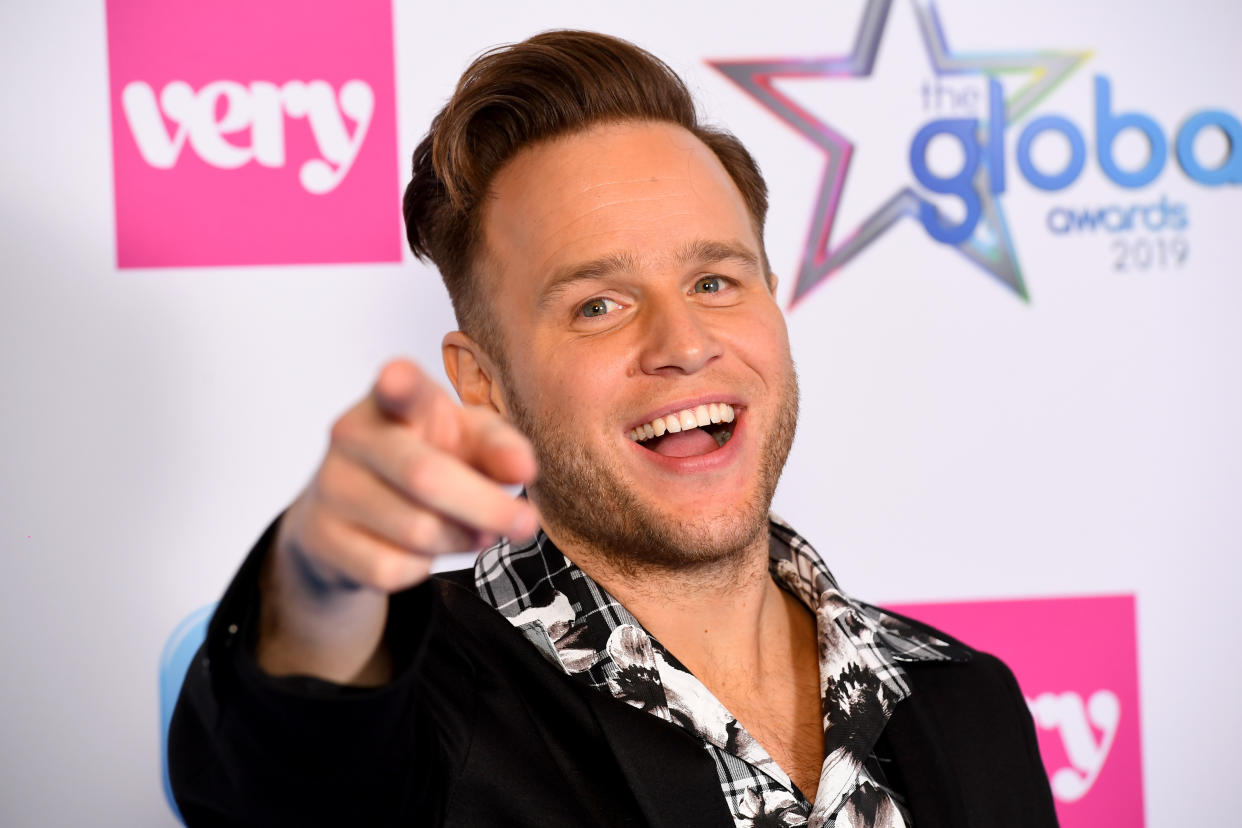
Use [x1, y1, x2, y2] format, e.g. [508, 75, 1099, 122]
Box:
[716, 661, 824, 802]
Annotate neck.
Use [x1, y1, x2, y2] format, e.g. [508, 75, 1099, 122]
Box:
[545, 521, 798, 693]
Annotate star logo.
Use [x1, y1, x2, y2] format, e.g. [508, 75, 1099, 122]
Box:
[710, 0, 1091, 307]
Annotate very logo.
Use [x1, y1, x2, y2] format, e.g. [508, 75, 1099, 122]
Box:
[885, 594, 1144, 828]
[121, 79, 375, 194]
[1027, 689, 1121, 802]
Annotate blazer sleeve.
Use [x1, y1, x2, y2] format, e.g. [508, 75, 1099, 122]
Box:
[985, 651, 1060, 826]
[167, 513, 462, 827]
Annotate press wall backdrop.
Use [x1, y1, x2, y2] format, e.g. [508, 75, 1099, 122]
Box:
[2, 0, 1239, 824]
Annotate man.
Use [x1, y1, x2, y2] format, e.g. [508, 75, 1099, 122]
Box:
[170, 30, 1057, 828]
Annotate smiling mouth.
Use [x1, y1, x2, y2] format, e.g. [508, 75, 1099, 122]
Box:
[628, 403, 736, 457]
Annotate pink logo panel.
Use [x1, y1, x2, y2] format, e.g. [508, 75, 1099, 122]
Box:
[105, 0, 402, 268]
[885, 595, 1144, 828]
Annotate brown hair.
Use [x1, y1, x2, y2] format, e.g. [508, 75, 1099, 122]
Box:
[402, 30, 769, 362]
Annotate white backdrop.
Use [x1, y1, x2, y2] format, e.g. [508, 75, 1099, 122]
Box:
[1, 0, 1239, 824]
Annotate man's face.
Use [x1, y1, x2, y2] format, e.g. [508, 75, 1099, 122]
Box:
[482, 121, 798, 573]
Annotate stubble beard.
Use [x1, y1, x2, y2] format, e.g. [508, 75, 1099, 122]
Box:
[505, 367, 800, 578]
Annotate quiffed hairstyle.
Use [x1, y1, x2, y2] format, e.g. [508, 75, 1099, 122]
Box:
[402, 30, 770, 361]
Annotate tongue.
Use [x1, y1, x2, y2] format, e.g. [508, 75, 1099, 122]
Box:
[650, 427, 717, 458]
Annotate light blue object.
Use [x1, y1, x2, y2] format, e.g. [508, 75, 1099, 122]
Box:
[159, 602, 217, 823]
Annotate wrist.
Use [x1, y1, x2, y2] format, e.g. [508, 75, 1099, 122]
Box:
[257, 528, 391, 684]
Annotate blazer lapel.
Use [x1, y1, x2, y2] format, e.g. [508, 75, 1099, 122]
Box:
[587, 691, 737, 828]
[590, 686, 974, 828]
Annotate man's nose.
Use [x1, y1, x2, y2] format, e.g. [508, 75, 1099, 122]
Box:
[636, 296, 723, 376]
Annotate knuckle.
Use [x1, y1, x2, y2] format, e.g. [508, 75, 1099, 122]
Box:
[363, 555, 395, 591]
[495, 504, 523, 533]
[328, 413, 356, 447]
[402, 452, 441, 496]
[398, 514, 436, 552]
[367, 553, 414, 593]
[465, 492, 509, 530]
[313, 457, 351, 506]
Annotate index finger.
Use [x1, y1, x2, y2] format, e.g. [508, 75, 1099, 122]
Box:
[371, 359, 440, 424]
[456, 406, 540, 488]
[364, 435, 540, 539]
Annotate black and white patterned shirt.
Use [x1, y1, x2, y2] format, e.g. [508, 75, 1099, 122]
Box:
[474, 514, 969, 828]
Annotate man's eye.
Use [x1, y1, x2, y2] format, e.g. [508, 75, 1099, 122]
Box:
[694, 276, 725, 294]
[580, 297, 620, 318]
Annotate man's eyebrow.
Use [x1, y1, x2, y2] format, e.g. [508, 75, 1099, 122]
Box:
[537, 251, 641, 310]
[536, 240, 761, 310]
[674, 239, 761, 273]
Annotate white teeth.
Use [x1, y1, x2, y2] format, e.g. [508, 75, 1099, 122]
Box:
[628, 403, 737, 443]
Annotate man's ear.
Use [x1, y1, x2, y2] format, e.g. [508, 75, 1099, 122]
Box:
[442, 330, 510, 418]
[767, 271, 781, 295]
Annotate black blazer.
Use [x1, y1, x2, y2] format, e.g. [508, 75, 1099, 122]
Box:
[170, 518, 1059, 827]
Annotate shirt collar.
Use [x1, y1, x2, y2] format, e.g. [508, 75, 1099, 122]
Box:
[474, 514, 968, 676]
[473, 514, 970, 825]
